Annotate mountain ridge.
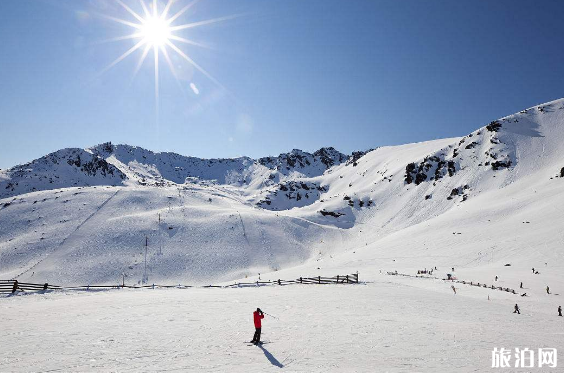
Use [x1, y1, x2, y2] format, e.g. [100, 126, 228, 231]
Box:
[0, 143, 353, 199]
[1, 97, 563, 285]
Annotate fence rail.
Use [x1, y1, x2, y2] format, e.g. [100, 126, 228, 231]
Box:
[386, 271, 518, 295]
[0, 280, 61, 293]
[0, 273, 359, 294]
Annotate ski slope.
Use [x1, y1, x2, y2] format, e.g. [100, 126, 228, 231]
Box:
[1, 278, 562, 372]
[1, 98, 564, 371]
[1, 98, 563, 287]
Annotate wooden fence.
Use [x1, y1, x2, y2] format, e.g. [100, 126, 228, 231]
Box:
[386, 272, 439, 280]
[455, 280, 517, 294]
[0, 280, 61, 293]
[386, 272, 517, 295]
[225, 273, 359, 287]
[0, 273, 359, 294]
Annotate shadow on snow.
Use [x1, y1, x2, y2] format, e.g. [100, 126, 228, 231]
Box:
[258, 344, 283, 368]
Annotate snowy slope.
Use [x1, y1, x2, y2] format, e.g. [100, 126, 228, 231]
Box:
[2, 282, 563, 372]
[1, 98, 564, 288]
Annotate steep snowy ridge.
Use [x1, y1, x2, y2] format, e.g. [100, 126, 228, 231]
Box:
[89, 143, 255, 187]
[94, 144, 348, 189]
[0, 148, 126, 199]
[0, 143, 351, 200]
[1, 98, 564, 286]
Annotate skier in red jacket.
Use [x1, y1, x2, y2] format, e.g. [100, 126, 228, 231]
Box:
[250, 308, 265, 345]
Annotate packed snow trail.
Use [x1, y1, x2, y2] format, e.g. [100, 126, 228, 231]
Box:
[13, 189, 120, 280]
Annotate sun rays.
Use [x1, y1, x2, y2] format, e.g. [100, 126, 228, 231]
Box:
[99, 0, 236, 107]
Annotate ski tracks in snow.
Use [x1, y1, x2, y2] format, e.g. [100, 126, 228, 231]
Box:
[14, 189, 121, 279]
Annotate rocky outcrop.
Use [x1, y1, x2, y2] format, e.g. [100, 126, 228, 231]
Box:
[313, 147, 349, 168]
[255, 181, 328, 210]
[346, 149, 374, 167]
[319, 209, 345, 218]
[405, 156, 456, 185]
[259, 148, 347, 176]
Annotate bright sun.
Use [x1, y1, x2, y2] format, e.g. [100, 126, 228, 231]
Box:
[140, 16, 171, 47]
[100, 0, 238, 106]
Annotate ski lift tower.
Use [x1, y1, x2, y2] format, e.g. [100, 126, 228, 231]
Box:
[143, 235, 148, 284]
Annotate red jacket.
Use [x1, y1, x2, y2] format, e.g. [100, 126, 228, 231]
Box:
[253, 311, 264, 328]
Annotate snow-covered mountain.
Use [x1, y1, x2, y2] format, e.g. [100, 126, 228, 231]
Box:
[0, 148, 126, 198]
[0, 143, 349, 199]
[1, 98, 564, 286]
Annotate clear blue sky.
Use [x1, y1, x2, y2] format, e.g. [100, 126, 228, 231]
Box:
[1, 0, 563, 169]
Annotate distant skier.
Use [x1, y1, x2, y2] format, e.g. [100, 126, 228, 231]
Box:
[520, 282, 523, 289]
[451, 285, 457, 295]
[514, 304, 520, 314]
[558, 306, 562, 317]
[546, 286, 550, 294]
[495, 276, 498, 281]
[532, 267, 535, 273]
[250, 308, 265, 345]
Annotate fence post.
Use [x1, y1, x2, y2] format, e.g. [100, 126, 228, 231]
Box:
[299, 277, 302, 284]
[278, 279, 281, 285]
[346, 275, 349, 283]
[43, 283, 48, 290]
[11, 280, 18, 294]
[337, 275, 340, 283]
[318, 276, 321, 284]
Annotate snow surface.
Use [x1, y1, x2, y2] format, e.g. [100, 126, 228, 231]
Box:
[1, 279, 562, 372]
[1, 98, 564, 371]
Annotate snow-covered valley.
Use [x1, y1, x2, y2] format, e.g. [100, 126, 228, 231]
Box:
[1, 98, 564, 371]
[1, 276, 562, 372]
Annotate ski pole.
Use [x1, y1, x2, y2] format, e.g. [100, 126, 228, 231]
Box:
[263, 311, 279, 320]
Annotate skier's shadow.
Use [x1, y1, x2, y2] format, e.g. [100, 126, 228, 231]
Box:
[258, 344, 284, 368]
